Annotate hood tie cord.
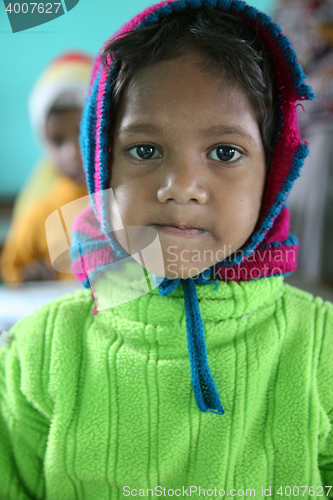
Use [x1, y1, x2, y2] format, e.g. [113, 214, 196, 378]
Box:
[157, 270, 224, 415]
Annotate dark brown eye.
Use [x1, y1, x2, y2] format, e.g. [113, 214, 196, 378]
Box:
[209, 146, 242, 162]
[128, 145, 161, 160]
[137, 146, 154, 159]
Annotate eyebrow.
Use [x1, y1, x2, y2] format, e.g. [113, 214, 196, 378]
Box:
[116, 123, 254, 141]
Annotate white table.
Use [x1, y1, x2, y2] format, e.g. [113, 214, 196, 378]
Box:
[0, 280, 83, 332]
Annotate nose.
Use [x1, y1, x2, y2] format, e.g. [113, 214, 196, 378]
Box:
[157, 154, 208, 204]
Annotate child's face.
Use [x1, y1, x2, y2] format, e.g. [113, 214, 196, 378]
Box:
[110, 52, 266, 279]
[44, 108, 85, 185]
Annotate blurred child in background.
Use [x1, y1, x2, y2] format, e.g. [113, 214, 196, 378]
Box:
[0, 52, 92, 283]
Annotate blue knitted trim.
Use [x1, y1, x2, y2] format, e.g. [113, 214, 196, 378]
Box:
[70, 231, 110, 261]
[71, 230, 109, 246]
[72, 227, 128, 288]
[157, 276, 181, 295]
[252, 271, 291, 281]
[248, 143, 309, 249]
[96, 65, 124, 237]
[82, 277, 91, 289]
[156, 268, 218, 295]
[183, 278, 224, 415]
[257, 234, 298, 249]
[196, 268, 218, 291]
[104, 230, 130, 262]
[156, 271, 223, 414]
[81, 69, 101, 196]
[99, 64, 119, 194]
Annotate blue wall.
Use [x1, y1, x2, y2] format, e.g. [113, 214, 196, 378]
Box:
[0, 0, 277, 198]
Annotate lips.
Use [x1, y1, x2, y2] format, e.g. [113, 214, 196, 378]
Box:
[151, 223, 208, 238]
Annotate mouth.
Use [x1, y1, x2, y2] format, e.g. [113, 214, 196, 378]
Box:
[151, 223, 208, 238]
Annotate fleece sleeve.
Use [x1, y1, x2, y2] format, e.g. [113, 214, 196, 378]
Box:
[317, 300, 333, 496]
[0, 307, 53, 500]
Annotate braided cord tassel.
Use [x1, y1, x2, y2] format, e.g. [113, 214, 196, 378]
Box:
[182, 278, 224, 415]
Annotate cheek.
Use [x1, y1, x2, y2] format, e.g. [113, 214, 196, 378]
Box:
[214, 171, 265, 239]
[238, 183, 264, 231]
[239, 177, 265, 238]
[240, 187, 263, 219]
[110, 164, 156, 222]
[109, 178, 153, 256]
[110, 181, 139, 227]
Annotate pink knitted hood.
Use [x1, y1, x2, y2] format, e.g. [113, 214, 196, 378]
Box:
[70, 0, 314, 285]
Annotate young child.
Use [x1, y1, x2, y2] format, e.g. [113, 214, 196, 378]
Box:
[0, 0, 333, 498]
[0, 52, 92, 283]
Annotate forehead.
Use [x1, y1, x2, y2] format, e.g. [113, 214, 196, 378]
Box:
[114, 53, 258, 135]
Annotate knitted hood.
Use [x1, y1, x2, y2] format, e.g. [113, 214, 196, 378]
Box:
[70, 0, 313, 415]
[29, 51, 93, 140]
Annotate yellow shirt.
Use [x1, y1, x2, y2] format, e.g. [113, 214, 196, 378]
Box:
[12, 158, 59, 218]
[1, 175, 87, 283]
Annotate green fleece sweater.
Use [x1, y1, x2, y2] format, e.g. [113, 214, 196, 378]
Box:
[0, 274, 333, 499]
